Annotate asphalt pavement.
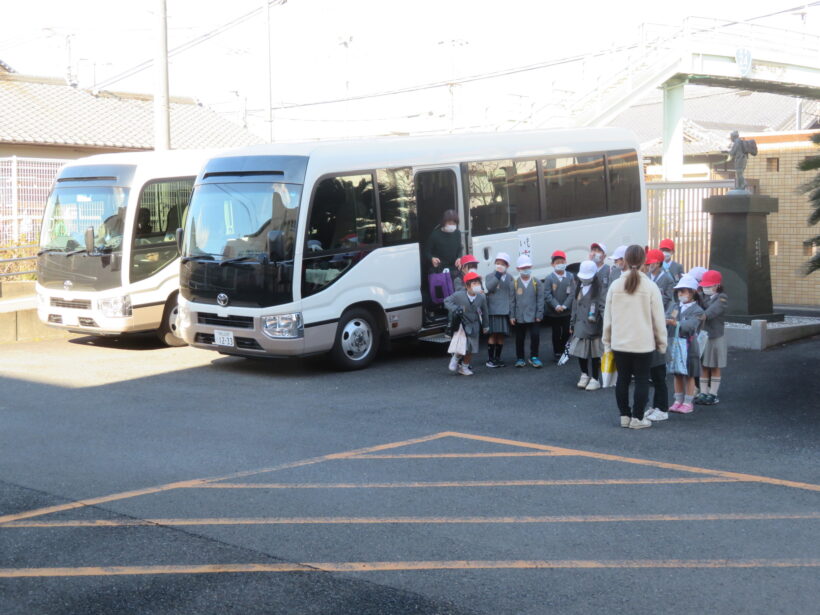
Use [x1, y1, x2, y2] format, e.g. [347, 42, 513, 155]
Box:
[0, 331, 818, 614]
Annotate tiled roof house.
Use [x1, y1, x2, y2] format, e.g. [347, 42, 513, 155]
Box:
[0, 62, 263, 158]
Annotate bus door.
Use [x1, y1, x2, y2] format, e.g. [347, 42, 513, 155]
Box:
[413, 166, 468, 321]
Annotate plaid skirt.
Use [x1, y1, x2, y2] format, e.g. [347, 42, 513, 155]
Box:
[569, 336, 604, 359]
[488, 315, 511, 336]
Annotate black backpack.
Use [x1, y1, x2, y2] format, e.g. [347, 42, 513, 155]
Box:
[742, 139, 758, 156]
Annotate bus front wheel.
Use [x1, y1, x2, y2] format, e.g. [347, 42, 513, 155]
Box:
[330, 308, 379, 370]
[157, 293, 187, 347]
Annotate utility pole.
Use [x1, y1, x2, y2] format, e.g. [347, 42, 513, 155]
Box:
[265, 0, 274, 142]
[155, 0, 171, 150]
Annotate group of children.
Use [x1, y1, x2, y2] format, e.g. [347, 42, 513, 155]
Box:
[443, 239, 729, 421]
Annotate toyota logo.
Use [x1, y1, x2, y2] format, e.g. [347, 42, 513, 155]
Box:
[63, 280, 73, 291]
[216, 293, 229, 307]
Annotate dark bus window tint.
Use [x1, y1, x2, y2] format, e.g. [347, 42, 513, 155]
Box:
[377, 167, 417, 245]
[467, 160, 522, 236]
[130, 177, 194, 283]
[543, 155, 607, 222]
[606, 149, 641, 214]
[306, 174, 377, 253]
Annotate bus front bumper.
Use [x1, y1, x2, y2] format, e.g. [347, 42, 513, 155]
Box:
[35, 288, 160, 336]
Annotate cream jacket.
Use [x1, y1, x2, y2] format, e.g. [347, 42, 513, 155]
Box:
[602, 271, 667, 354]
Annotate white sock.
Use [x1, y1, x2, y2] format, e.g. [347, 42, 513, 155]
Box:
[710, 378, 721, 395]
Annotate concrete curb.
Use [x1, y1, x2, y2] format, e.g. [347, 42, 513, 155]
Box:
[0, 308, 73, 344]
[726, 320, 820, 350]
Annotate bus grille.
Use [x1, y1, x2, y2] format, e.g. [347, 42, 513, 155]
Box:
[197, 312, 254, 329]
[50, 298, 92, 310]
[195, 332, 263, 351]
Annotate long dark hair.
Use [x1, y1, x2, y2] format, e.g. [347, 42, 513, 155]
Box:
[623, 245, 646, 295]
[575, 273, 602, 300]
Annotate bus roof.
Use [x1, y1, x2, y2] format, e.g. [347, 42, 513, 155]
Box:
[209, 127, 640, 177]
[56, 149, 221, 182]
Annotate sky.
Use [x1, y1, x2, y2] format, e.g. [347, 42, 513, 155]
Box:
[1, 0, 817, 141]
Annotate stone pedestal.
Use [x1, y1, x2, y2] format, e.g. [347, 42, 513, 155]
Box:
[702, 192, 784, 324]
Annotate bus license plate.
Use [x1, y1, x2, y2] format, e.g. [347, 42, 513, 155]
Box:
[213, 330, 234, 347]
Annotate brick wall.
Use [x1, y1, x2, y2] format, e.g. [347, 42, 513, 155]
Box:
[745, 139, 819, 307]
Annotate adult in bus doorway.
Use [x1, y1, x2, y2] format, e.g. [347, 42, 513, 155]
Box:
[424, 209, 463, 273]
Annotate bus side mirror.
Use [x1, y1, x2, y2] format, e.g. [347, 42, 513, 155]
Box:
[267, 230, 285, 262]
[84, 227, 95, 254]
[175, 228, 184, 255]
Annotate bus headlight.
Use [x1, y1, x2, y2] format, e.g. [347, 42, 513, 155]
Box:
[261, 313, 303, 339]
[99, 295, 132, 318]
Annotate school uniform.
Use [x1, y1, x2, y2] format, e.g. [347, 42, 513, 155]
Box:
[701, 292, 729, 368]
[444, 290, 488, 355]
[544, 271, 575, 358]
[665, 300, 705, 376]
[609, 265, 622, 283]
[664, 260, 684, 283]
[510, 276, 545, 360]
[569, 283, 605, 359]
[485, 271, 514, 336]
[595, 264, 612, 296]
[649, 269, 675, 310]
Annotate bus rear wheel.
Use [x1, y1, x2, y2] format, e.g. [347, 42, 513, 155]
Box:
[157, 293, 187, 347]
[330, 308, 379, 370]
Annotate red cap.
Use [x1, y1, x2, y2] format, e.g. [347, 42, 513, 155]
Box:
[460, 254, 479, 266]
[701, 270, 722, 287]
[551, 250, 567, 261]
[645, 249, 665, 265]
[463, 271, 481, 284]
[659, 238, 675, 252]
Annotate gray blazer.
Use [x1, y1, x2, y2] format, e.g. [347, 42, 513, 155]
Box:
[665, 261, 684, 283]
[665, 301, 704, 360]
[485, 272, 514, 316]
[445, 290, 488, 340]
[595, 264, 612, 296]
[610, 265, 622, 283]
[510, 277, 545, 323]
[570, 285, 605, 339]
[650, 269, 675, 310]
[544, 271, 574, 317]
[701, 292, 728, 339]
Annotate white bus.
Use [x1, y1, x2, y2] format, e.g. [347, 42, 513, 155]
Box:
[177, 129, 646, 368]
[36, 150, 216, 345]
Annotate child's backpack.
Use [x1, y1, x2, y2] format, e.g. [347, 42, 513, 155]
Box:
[742, 139, 758, 156]
[428, 269, 455, 304]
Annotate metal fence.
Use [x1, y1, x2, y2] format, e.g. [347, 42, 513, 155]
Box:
[0, 156, 66, 245]
[646, 180, 734, 272]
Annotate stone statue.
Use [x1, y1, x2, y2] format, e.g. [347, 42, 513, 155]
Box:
[724, 130, 749, 192]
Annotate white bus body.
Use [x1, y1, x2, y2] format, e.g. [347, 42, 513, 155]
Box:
[178, 129, 646, 367]
[36, 150, 217, 344]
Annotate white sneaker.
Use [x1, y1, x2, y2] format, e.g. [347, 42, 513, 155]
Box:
[457, 364, 474, 376]
[645, 408, 669, 421]
[629, 417, 652, 429]
[620, 416, 631, 428]
[577, 374, 590, 389]
[448, 354, 460, 372]
[585, 378, 601, 391]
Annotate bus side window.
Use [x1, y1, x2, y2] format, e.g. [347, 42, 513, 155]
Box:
[543, 155, 606, 222]
[130, 177, 195, 283]
[302, 173, 378, 297]
[606, 149, 641, 214]
[467, 160, 513, 236]
[377, 167, 417, 246]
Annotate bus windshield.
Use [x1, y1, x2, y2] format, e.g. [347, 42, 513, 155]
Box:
[183, 182, 301, 262]
[39, 185, 130, 252]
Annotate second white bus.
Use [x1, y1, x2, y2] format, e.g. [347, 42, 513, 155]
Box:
[177, 128, 647, 368]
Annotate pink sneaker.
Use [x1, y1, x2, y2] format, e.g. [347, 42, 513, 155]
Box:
[676, 402, 694, 414]
[668, 402, 683, 412]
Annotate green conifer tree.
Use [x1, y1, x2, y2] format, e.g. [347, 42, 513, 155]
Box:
[798, 133, 820, 275]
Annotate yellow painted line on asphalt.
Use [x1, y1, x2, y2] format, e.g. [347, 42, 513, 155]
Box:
[2, 559, 818, 578]
[0, 432, 452, 525]
[346, 452, 571, 459]
[442, 432, 820, 493]
[194, 477, 738, 489]
[4, 512, 819, 528]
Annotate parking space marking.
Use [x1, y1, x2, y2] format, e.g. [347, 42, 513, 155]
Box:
[4, 512, 819, 528]
[2, 558, 819, 578]
[346, 452, 570, 459]
[194, 477, 739, 489]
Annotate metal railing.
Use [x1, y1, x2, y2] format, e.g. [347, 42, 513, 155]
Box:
[0, 244, 37, 279]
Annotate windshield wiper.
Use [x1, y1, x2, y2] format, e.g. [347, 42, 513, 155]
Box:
[181, 254, 216, 264]
[218, 255, 266, 267]
[37, 248, 64, 256]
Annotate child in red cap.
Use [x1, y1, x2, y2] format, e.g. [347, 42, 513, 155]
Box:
[445, 271, 489, 375]
[696, 270, 728, 405]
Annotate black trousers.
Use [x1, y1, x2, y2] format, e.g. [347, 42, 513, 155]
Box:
[613, 350, 653, 419]
[650, 364, 669, 410]
[548, 315, 571, 356]
[515, 322, 540, 359]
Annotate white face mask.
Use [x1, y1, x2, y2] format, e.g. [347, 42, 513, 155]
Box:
[592, 253, 603, 264]
[469, 284, 482, 294]
[442, 224, 457, 233]
[495, 264, 507, 273]
[703, 287, 716, 296]
[554, 263, 567, 272]
[679, 292, 693, 304]
[663, 251, 672, 262]
[518, 270, 531, 279]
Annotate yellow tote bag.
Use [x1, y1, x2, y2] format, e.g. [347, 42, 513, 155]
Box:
[600, 350, 617, 388]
